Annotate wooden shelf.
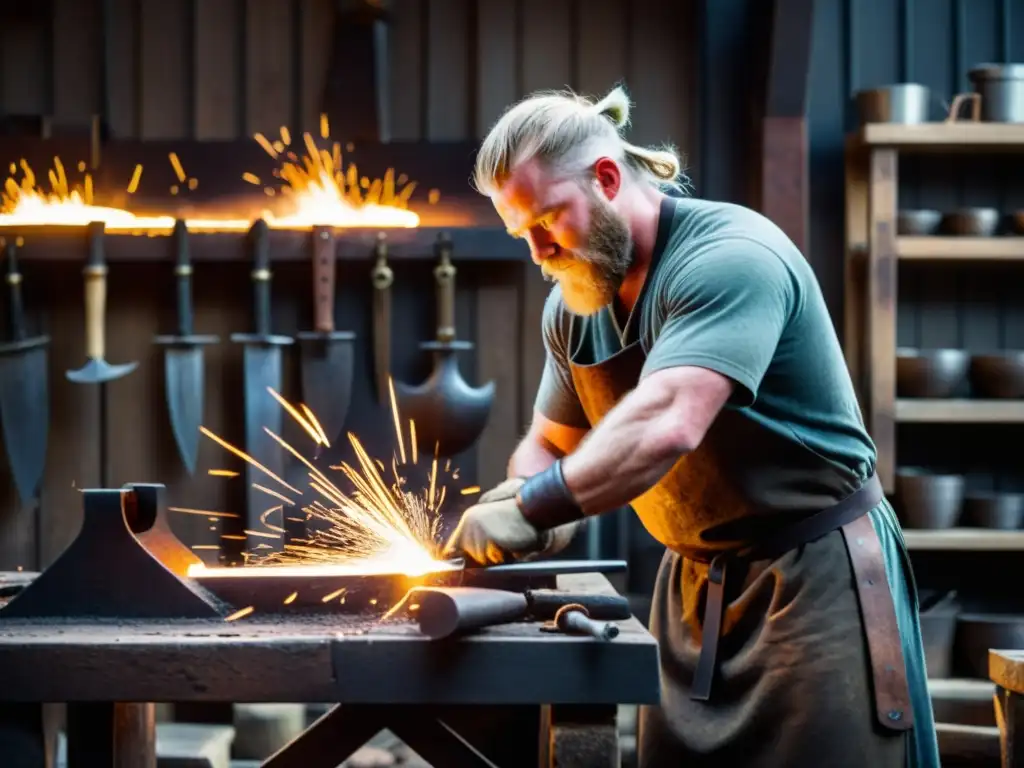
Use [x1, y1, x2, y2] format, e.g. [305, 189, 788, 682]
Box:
[897, 236, 1024, 260]
[895, 399, 1024, 423]
[903, 529, 1024, 551]
[854, 122, 1024, 151]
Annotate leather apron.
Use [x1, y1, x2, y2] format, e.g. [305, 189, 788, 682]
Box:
[565, 252, 914, 765]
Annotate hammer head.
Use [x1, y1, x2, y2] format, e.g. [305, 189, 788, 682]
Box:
[65, 357, 138, 384]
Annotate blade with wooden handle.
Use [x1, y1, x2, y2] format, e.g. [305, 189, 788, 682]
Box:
[296, 226, 355, 449]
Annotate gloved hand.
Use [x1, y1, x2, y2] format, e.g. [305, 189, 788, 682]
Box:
[443, 496, 542, 564]
[444, 476, 585, 564]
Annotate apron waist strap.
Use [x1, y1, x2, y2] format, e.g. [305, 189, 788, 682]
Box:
[691, 474, 889, 702]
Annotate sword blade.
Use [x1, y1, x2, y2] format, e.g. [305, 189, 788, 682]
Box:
[0, 346, 49, 505]
[164, 345, 205, 475]
[242, 344, 285, 552]
[300, 338, 354, 447]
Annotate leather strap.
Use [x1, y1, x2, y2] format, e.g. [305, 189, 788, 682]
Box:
[841, 514, 914, 731]
[691, 474, 891, 703]
[371, 240, 393, 405]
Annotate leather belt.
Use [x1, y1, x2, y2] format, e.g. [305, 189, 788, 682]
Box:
[688, 473, 914, 732]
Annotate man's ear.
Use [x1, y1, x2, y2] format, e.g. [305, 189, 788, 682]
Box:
[593, 157, 622, 200]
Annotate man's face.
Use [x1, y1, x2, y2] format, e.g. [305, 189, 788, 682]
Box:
[492, 158, 632, 315]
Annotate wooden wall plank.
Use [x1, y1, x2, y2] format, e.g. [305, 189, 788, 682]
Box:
[474, 2, 522, 487]
[105, 0, 139, 138]
[138, 0, 188, 139]
[628, 0, 691, 156]
[521, 0, 573, 95]
[297, 0, 334, 137]
[1, 21, 47, 117]
[475, 264, 522, 488]
[195, 0, 243, 140]
[474, 0, 518, 138]
[37, 263, 100, 566]
[245, 0, 294, 137]
[576, 0, 628, 100]
[52, 0, 101, 125]
[425, 0, 471, 141]
[388, 0, 424, 140]
[518, 0, 573, 431]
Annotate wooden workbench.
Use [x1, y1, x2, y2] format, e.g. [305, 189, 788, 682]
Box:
[989, 650, 1024, 767]
[0, 572, 660, 767]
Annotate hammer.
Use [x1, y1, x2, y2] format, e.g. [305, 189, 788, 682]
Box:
[407, 586, 628, 641]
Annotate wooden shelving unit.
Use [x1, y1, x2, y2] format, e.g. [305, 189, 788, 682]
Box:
[844, 122, 1024, 494]
[903, 529, 1024, 551]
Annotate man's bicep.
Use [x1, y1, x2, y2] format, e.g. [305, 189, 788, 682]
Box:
[643, 244, 796, 406]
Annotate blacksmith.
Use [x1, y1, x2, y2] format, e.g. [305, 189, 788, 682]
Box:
[444, 86, 941, 767]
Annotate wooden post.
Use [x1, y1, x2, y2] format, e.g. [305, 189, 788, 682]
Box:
[843, 139, 869, 406]
[759, 0, 815, 255]
[867, 149, 898, 492]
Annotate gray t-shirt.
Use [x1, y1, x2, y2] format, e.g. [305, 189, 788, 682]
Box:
[536, 196, 876, 516]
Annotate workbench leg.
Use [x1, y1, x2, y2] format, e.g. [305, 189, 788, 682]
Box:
[997, 687, 1024, 768]
[542, 704, 619, 768]
[263, 705, 386, 768]
[66, 703, 155, 768]
[264, 704, 543, 768]
[0, 703, 55, 768]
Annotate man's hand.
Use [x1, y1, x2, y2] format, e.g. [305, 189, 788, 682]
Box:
[443, 496, 543, 564]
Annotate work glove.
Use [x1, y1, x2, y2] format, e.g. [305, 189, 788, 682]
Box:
[444, 477, 584, 564]
[443, 495, 541, 565]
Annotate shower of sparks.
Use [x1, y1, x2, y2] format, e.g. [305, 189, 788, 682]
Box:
[0, 117, 422, 231]
[184, 378, 472, 580]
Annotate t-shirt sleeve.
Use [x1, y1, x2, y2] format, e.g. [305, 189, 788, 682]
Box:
[642, 238, 798, 407]
[534, 287, 590, 428]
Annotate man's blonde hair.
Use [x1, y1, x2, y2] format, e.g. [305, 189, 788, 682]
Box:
[472, 85, 687, 196]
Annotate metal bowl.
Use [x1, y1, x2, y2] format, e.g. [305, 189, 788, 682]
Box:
[897, 209, 942, 235]
[969, 352, 1024, 398]
[895, 468, 964, 529]
[955, 614, 1024, 678]
[941, 207, 1001, 237]
[896, 348, 969, 398]
[962, 492, 1024, 530]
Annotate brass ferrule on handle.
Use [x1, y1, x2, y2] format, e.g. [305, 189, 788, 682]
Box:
[434, 235, 456, 343]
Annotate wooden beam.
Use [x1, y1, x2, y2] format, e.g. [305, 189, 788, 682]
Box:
[759, 0, 815, 255]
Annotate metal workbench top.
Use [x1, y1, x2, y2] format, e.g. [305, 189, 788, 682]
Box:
[0, 573, 661, 707]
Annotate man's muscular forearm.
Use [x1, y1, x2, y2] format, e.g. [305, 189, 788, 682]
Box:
[559, 366, 733, 516]
[507, 434, 560, 478]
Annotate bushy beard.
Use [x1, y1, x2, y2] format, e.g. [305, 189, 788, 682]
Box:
[542, 192, 632, 316]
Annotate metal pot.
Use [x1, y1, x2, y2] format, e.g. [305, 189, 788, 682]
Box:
[855, 84, 930, 125]
[897, 209, 942, 236]
[895, 468, 964, 529]
[970, 352, 1024, 398]
[941, 208, 1001, 237]
[896, 348, 969, 398]
[968, 64, 1024, 123]
[962, 492, 1024, 530]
